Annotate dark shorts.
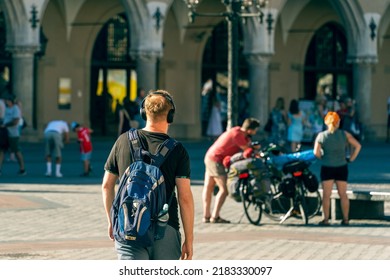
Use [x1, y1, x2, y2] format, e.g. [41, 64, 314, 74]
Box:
[320, 165, 348, 181]
[387, 115, 390, 128]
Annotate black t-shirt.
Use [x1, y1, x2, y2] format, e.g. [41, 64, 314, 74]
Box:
[104, 129, 191, 231]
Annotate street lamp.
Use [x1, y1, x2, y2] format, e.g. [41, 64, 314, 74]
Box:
[184, 0, 272, 129]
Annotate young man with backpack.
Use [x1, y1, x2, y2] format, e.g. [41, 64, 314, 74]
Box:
[102, 90, 194, 260]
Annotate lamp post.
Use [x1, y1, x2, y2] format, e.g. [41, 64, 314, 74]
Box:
[184, 0, 271, 129]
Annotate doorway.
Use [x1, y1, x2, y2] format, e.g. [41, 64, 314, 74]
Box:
[90, 13, 136, 136]
[304, 23, 352, 107]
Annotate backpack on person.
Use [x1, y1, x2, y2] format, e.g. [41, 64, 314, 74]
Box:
[110, 128, 177, 247]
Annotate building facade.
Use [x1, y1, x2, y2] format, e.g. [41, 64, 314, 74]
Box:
[0, 0, 389, 141]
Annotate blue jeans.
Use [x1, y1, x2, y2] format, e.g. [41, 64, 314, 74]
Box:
[115, 225, 182, 260]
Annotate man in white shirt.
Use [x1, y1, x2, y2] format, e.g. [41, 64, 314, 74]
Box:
[44, 120, 69, 177]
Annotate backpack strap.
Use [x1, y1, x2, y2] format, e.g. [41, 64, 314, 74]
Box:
[127, 128, 142, 162]
[127, 128, 178, 165]
[151, 138, 178, 168]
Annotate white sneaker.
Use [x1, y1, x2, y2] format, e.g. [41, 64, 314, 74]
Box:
[45, 172, 52, 177]
[55, 173, 63, 178]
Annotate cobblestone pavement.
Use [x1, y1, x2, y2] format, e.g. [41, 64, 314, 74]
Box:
[0, 139, 389, 260]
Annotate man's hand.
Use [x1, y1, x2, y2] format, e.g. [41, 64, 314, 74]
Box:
[180, 241, 193, 260]
[108, 224, 114, 241]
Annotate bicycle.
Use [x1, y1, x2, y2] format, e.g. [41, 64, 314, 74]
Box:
[266, 160, 322, 224]
[239, 145, 321, 225]
[238, 144, 286, 225]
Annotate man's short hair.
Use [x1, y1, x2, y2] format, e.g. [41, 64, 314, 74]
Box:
[143, 90, 175, 123]
[241, 118, 260, 130]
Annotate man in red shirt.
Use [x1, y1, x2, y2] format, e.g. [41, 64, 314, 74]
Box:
[71, 122, 93, 176]
[202, 118, 260, 223]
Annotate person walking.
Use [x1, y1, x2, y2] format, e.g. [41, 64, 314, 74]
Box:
[287, 99, 305, 152]
[313, 111, 361, 226]
[102, 90, 194, 260]
[0, 92, 26, 176]
[202, 117, 260, 224]
[43, 120, 70, 177]
[71, 122, 93, 176]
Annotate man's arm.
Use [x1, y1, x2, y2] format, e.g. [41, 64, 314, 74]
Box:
[102, 171, 118, 241]
[176, 177, 194, 260]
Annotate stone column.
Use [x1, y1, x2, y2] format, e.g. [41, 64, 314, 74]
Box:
[242, 8, 277, 130]
[126, 1, 168, 92]
[346, 13, 379, 140]
[131, 51, 160, 91]
[11, 46, 37, 133]
[351, 60, 373, 139]
[245, 54, 271, 126]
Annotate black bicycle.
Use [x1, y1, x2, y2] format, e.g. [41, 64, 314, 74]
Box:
[268, 160, 322, 224]
[238, 145, 286, 225]
[240, 145, 321, 225]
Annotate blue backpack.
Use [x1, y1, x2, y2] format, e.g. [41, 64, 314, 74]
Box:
[110, 128, 177, 247]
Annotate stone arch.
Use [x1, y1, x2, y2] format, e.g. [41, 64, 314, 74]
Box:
[378, 3, 390, 49]
[279, 0, 365, 59]
[0, 0, 29, 46]
[328, 0, 365, 60]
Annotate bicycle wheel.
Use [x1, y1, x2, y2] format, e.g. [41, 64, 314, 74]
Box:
[241, 180, 262, 225]
[295, 187, 322, 219]
[263, 182, 292, 221]
[295, 182, 323, 224]
[297, 183, 309, 225]
[305, 190, 322, 218]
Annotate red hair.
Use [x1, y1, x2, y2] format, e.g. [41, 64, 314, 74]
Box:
[324, 111, 340, 132]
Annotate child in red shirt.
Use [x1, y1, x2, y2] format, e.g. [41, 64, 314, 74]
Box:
[71, 122, 93, 176]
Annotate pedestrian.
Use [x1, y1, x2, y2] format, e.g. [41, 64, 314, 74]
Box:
[313, 111, 361, 226]
[309, 95, 328, 141]
[71, 122, 93, 176]
[102, 89, 194, 260]
[0, 92, 26, 176]
[8, 98, 24, 162]
[117, 99, 139, 136]
[206, 94, 223, 141]
[134, 87, 147, 128]
[269, 97, 287, 147]
[287, 99, 305, 152]
[202, 117, 260, 223]
[43, 120, 70, 177]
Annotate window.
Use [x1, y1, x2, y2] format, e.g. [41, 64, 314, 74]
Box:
[304, 23, 352, 101]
